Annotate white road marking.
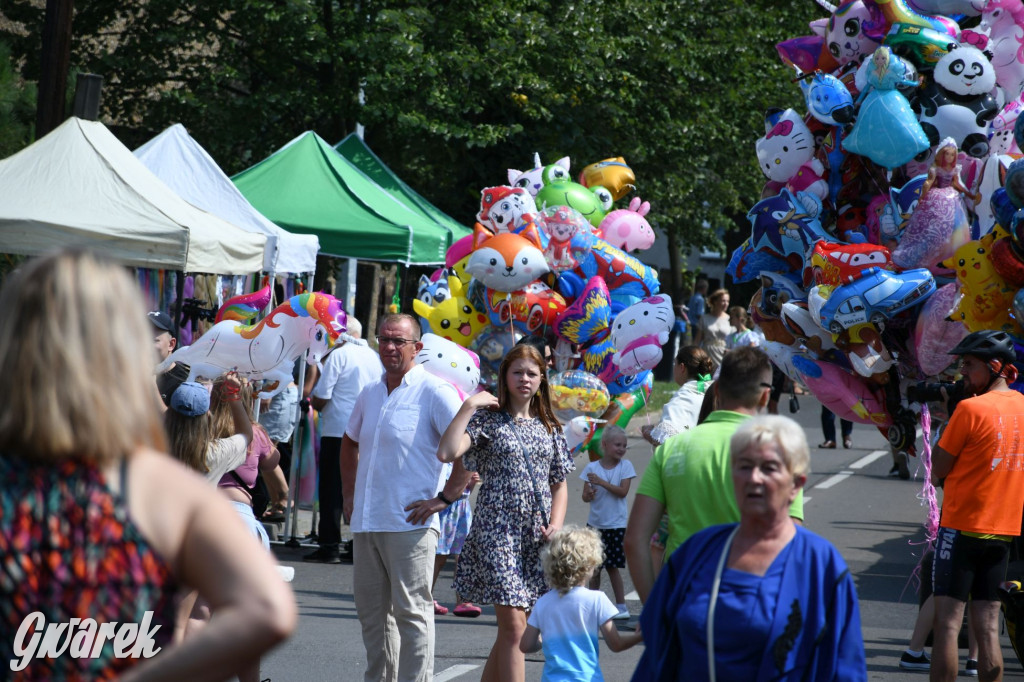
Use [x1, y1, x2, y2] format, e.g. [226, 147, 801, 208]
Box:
[803, 496, 812, 504]
[814, 471, 855, 490]
[625, 590, 639, 602]
[849, 450, 889, 470]
[434, 664, 480, 681]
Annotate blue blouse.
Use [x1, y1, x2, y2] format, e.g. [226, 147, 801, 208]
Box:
[678, 542, 792, 681]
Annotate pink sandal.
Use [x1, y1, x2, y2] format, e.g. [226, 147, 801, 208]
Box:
[453, 602, 482, 618]
[433, 601, 449, 616]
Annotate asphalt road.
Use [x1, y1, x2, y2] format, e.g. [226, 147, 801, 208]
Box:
[260, 396, 1024, 681]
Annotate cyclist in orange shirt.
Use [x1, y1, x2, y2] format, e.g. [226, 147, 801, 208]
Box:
[931, 330, 1024, 682]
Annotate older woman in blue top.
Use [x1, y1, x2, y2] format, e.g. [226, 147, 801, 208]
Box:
[633, 415, 866, 681]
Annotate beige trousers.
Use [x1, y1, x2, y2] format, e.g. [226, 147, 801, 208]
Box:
[352, 529, 438, 682]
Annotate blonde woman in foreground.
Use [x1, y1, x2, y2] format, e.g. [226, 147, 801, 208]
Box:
[0, 249, 296, 681]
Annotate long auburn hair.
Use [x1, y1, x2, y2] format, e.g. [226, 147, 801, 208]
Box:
[497, 344, 561, 433]
[164, 408, 213, 474]
[210, 377, 254, 438]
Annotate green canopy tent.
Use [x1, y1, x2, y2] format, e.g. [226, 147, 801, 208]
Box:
[334, 133, 471, 241]
[232, 132, 458, 264]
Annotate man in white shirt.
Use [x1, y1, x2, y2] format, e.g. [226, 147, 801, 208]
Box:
[342, 313, 470, 682]
[306, 317, 382, 563]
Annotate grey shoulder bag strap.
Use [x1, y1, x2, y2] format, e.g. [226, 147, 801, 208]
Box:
[503, 412, 549, 528]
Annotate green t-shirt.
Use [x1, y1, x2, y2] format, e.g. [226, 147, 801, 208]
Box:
[636, 410, 805, 559]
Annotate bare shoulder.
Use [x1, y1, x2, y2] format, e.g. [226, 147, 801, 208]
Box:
[123, 448, 225, 572]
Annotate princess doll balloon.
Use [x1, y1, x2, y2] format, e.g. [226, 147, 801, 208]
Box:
[843, 46, 930, 169]
[891, 138, 980, 273]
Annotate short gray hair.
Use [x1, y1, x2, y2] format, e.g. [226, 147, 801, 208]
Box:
[347, 317, 363, 338]
[730, 415, 810, 478]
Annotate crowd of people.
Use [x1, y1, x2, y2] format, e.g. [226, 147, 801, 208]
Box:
[5, 254, 1024, 681]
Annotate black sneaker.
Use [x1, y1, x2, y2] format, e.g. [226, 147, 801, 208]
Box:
[899, 650, 930, 671]
[964, 658, 978, 677]
[303, 547, 342, 564]
[888, 465, 901, 478]
[896, 451, 910, 480]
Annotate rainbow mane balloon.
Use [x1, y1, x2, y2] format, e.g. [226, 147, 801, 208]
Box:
[215, 284, 274, 323]
[157, 291, 346, 398]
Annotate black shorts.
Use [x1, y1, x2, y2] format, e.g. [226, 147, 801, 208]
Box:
[932, 526, 1010, 602]
[591, 526, 626, 569]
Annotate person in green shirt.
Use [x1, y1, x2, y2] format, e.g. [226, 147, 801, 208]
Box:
[624, 347, 804, 602]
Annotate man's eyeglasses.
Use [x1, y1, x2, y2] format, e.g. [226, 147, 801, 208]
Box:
[376, 336, 416, 348]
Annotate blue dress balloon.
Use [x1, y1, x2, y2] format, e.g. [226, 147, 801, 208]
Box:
[843, 47, 930, 170]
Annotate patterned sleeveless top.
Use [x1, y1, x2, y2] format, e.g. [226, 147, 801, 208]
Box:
[0, 456, 178, 680]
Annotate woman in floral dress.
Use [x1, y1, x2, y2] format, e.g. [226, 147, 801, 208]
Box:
[437, 343, 574, 682]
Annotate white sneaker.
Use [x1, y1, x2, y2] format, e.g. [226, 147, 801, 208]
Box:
[612, 605, 631, 620]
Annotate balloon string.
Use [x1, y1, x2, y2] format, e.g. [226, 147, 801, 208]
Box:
[919, 405, 940, 544]
[900, 404, 939, 603]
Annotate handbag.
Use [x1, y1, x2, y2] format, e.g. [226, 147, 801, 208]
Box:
[503, 413, 549, 528]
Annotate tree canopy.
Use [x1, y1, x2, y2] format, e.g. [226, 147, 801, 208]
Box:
[3, 0, 816, 294]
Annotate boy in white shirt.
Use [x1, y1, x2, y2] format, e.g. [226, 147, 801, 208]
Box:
[580, 425, 636, 620]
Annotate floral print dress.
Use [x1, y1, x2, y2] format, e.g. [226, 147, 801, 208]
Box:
[453, 410, 574, 609]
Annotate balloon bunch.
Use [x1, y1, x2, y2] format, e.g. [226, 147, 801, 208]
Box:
[414, 155, 668, 455]
[733, 0, 1024, 454]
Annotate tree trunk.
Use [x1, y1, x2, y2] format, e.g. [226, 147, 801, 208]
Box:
[36, 0, 74, 138]
[366, 262, 382, 343]
[666, 228, 684, 303]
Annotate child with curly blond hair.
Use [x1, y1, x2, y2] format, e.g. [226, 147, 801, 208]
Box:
[519, 526, 642, 680]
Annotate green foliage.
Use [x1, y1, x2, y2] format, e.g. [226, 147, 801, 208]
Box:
[0, 40, 35, 157]
[3, 0, 814, 259]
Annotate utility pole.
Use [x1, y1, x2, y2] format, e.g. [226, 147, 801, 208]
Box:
[36, 0, 74, 139]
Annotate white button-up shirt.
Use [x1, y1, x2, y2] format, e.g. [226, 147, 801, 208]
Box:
[346, 364, 462, 533]
[312, 337, 383, 437]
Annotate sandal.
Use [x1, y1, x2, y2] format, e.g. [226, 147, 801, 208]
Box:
[262, 503, 287, 523]
[433, 600, 449, 616]
[453, 602, 482, 618]
[819, 441, 836, 449]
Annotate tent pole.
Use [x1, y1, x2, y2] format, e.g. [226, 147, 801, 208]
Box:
[172, 271, 185, 339]
[278, 271, 316, 548]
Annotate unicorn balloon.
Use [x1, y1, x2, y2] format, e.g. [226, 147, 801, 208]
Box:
[156, 292, 347, 393]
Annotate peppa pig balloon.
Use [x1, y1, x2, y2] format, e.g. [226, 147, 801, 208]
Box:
[598, 197, 655, 252]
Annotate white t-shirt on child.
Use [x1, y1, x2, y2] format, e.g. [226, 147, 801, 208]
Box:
[528, 586, 619, 681]
[579, 459, 636, 529]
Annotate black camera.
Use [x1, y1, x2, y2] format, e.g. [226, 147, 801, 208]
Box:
[906, 380, 965, 405]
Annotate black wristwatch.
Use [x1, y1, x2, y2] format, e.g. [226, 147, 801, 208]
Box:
[437, 491, 455, 506]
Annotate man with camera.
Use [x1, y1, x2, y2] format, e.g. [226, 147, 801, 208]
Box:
[929, 330, 1024, 682]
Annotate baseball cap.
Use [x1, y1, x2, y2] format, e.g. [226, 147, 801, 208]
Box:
[170, 381, 211, 417]
[148, 311, 174, 334]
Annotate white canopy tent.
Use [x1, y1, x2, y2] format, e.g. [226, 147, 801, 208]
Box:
[0, 117, 266, 274]
[135, 124, 319, 275]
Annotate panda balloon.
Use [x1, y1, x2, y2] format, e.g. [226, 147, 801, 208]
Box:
[915, 44, 999, 158]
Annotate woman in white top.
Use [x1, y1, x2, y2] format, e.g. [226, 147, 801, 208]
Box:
[693, 288, 734, 370]
[641, 346, 715, 446]
[164, 375, 252, 483]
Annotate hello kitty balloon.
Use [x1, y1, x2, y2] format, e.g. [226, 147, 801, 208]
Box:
[414, 333, 481, 399]
[610, 294, 674, 375]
